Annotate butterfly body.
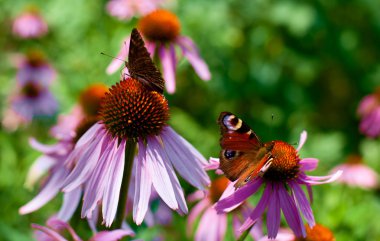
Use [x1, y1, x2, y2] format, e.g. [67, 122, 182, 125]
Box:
[126, 29, 165, 94]
[218, 112, 274, 188]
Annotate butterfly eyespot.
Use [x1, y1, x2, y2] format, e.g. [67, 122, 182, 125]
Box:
[223, 115, 242, 131]
[224, 150, 237, 159]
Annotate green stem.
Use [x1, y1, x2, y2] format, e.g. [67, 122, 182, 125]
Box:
[237, 225, 254, 241]
[112, 139, 136, 229]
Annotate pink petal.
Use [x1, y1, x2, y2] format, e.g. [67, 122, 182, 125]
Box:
[289, 181, 315, 227]
[145, 137, 178, 210]
[159, 44, 176, 93]
[133, 140, 152, 225]
[296, 131, 307, 151]
[81, 138, 118, 219]
[187, 198, 210, 234]
[302, 170, 343, 185]
[90, 229, 134, 241]
[278, 185, 306, 238]
[215, 178, 263, 213]
[20, 168, 68, 214]
[267, 184, 281, 238]
[299, 158, 319, 172]
[239, 184, 271, 232]
[46, 218, 82, 241]
[102, 140, 126, 227]
[161, 128, 210, 189]
[75, 122, 103, 148]
[187, 190, 206, 202]
[195, 207, 226, 241]
[63, 132, 109, 192]
[24, 155, 56, 189]
[57, 187, 82, 221]
[152, 136, 188, 214]
[176, 36, 211, 81]
[31, 224, 67, 241]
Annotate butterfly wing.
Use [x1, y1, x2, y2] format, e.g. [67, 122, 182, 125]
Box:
[218, 112, 273, 188]
[127, 28, 165, 93]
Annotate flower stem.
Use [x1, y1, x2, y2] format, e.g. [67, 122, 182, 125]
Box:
[237, 225, 254, 241]
[112, 139, 137, 229]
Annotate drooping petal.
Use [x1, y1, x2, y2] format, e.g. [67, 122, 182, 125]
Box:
[63, 132, 109, 192]
[102, 140, 126, 227]
[300, 170, 343, 185]
[161, 128, 209, 190]
[278, 185, 306, 238]
[32, 224, 67, 241]
[159, 44, 176, 93]
[195, 207, 226, 241]
[176, 36, 211, 81]
[75, 122, 103, 148]
[133, 140, 152, 225]
[215, 178, 263, 213]
[146, 136, 186, 212]
[20, 167, 69, 214]
[239, 183, 271, 232]
[289, 181, 315, 227]
[267, 183, 281, 238]
[187, 198, 210, 234]
[24, 155, 56, 189]
[58, 187, 82, 221]
[46, 218, 82, 241]
[81, 138, 118, 219]
[90, 229, 135, 241]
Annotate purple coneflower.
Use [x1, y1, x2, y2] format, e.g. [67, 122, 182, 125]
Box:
[33, 217, 134, 241]
[9, 51, 57, 122]
[13, 8, 48, 39]
[215, 131, 342, 239]
[61, 75, 210, 227]
[188, 176, 262, 241]
[106, 9, 211, 93]
[19, 84, 108, 221]
[258, 224, 335, 241]
[106, 0, 163, 21]
[357, 88, 380, 138]
[330, 155, 379, 189]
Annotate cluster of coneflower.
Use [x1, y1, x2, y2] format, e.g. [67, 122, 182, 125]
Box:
[10, 1, 380, 241]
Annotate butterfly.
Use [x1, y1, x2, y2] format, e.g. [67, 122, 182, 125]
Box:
[218, 112, 275, 188]
[125, 28, 165, 94]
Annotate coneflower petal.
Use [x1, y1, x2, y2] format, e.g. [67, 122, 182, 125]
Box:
[133, 140, 152, 225]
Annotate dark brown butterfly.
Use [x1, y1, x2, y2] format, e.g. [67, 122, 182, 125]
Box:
[126, 28, 165, 94]
[218, 112, 275, 188]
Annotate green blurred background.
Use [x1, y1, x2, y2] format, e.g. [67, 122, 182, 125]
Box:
[1, 0, 380, 240]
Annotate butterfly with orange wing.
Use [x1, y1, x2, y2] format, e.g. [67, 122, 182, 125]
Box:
[218, 112, 275, 188]
[125, 28, 165, 94]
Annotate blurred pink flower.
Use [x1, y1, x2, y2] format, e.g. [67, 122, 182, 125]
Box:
[188, 175, 262, 241]
[215, 131, 342, 239]
[19, 85, 108, 220]
[330, 155, 379, 189]
[7, 51, 57, 122]
[13, 9, 48, 39]
[106, 0, 163, 21]
[106, 10, 211, 94]
[61, 77, 210, 227]
[357, 88, 380, 138]
[33, 217, 134, 241]
[19, 107, 83, 220]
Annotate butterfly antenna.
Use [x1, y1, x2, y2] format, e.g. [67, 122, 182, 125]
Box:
[100, 52, 125, 63]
